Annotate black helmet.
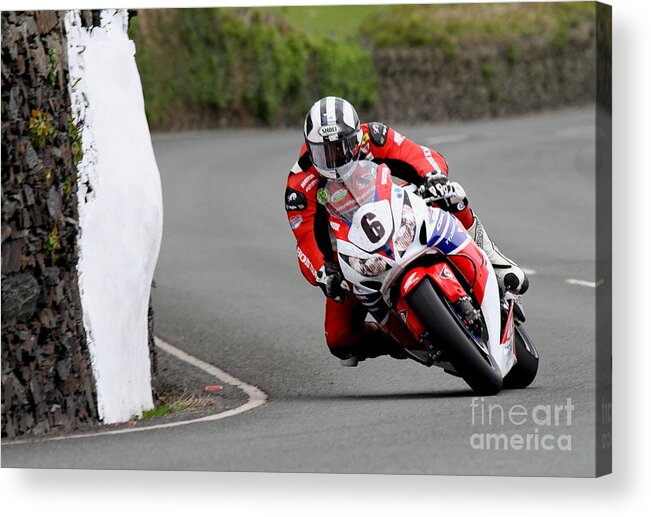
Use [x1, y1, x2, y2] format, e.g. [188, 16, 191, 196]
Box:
[303, 96, 362, 180]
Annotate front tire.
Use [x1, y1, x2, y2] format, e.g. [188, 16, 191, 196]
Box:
[407, 279, 503, 395]
[502, 324, 539, 389]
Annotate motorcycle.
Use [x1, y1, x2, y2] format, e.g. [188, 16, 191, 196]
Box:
[320, 160, 538, 394]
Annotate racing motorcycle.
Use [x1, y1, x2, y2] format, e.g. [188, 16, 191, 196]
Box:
[320, 160, 538, 395]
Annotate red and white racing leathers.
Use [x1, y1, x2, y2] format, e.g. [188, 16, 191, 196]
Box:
[284, 122, 475, 359]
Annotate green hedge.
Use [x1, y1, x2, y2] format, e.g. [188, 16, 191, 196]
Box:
[129, 8, 377, 128]
[360, 2, 595, 53]
[130, 4, 595, 129]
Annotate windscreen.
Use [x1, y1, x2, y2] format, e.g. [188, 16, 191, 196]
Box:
[322, 160, 379, 222]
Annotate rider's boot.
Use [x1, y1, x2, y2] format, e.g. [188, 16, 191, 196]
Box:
[467, 214, 529, 295]
[339, 356, 359, 367]
[339, 323, 406, 367]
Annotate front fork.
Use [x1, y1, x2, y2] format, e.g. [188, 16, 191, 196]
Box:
[384, 307, 420, 350]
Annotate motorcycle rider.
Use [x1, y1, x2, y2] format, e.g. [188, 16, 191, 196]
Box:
[285, 96, 528, 366]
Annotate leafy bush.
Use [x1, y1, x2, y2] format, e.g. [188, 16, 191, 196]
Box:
[360, 2, 595, 50]
[130, 8, 377, 128]
[130, 4, 594, 129]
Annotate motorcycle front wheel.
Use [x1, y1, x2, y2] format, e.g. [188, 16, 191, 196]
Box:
[407, 278, 503, 395]
[502, 324, 539, 389]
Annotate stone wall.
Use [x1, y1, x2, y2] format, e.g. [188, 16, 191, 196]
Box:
[367, 23, 596, 124]
[1, 11, 97, 438]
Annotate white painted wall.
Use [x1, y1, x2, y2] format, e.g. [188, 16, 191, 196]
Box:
[65, 9, 162, 423]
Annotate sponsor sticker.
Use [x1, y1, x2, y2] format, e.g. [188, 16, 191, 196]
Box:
[436, 213, 445, 231]
[360, 133, 370, 154]
[393, 131, 405, 145]
[297, 247, 318, 279]
[331, 188, 348, 203]
[317, 188, 329, 205]
[289, 215, 303, 229]
[440, 265, 453, 280]
[330, 220, 340, 231]
[355, 170, 372, 190]
[336, 198, 357, 212]
[381, 167, 389, 185]
[319, 125, 339, 137]
[404, 270, 421, 292]
[422, 146, 441, 172]
[300, 173, 316, 189]
[447, 221, 456, 240]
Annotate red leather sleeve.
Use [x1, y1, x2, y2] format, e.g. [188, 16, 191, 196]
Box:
[285, 168, 325, 286]
[362, 124, 475, 229]
[369, 125, 449, 179]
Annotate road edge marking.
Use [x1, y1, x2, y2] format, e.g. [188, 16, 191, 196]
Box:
[565, 278, 603, 288]
[3, 337, 267, 446]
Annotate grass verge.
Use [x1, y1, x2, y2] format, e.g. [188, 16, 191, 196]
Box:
[140, 391, 215, 420]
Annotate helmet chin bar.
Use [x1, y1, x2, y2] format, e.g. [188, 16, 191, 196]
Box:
[314, 165, 338, 179]
[314, 157, 359, 181]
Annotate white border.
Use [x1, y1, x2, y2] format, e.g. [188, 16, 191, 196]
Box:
[2, 1, 650, 516]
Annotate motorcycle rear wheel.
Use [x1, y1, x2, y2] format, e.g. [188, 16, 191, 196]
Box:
[407, 279, 503, 395]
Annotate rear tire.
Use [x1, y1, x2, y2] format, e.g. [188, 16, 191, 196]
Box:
[502, 324, 539, 389]
[408, 279, 503, 395]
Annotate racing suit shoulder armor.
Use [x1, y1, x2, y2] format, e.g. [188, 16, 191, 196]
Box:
[285, 168, 319, 212]
[285, 185, 308, 212]
[366, 122, 389, 147]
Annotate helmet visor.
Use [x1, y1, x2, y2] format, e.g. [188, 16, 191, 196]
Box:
[308, 132, 360, 174]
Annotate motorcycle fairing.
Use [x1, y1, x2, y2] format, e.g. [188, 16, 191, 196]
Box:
[400, 262, 466, 304]
[324, 161, 516, 377]
[393, 297, 425, 347]
[424, 209, 492, 305]
[501, 299, 517, 357]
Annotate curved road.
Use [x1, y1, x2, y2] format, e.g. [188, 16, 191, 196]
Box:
[3, 108, 598, 476]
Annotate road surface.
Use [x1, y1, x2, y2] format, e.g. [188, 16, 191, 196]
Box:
[3, 108, 598, 476]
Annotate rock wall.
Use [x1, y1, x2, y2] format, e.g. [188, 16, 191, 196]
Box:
[367, 24, 596, 124]
[2, 9, 161, 437]
[1, 11, 97, 438]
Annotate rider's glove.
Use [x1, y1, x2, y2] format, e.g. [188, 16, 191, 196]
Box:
[316, 262, 350, 303]
[418, 172, 468, 213]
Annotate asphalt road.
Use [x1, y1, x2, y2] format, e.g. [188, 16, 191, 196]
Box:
[3, 108, 598, 476]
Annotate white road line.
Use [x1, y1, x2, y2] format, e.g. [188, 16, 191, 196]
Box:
[521, 267, 536, 275]
[3, 337, 267, 446]
[426, 134, 468, 145]
[565, 278, 603, 288]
